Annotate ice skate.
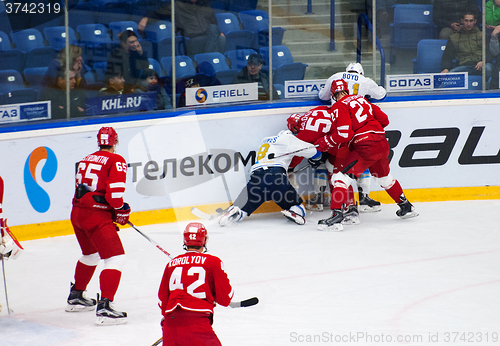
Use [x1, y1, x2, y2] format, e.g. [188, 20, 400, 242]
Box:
[219, 206, 244, 226]
[95, 294, 128, 325]
[341, 204, 360, 225]
[281, 209, 305, 225]
[305, 192, 324, 211]
[318, 209, 344, 231]
[65, 283, 96, 312]
[396, 196, 419, 219]
[358, 192, 382, 212]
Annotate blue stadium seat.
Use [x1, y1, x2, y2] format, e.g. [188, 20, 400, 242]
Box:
[390, 4, 436, 63]
[76, 24, 112, 47]
[274, 83, 284, 99]
[23, 67, 49, 93]
[259, 46, 307, 84]
[274, 63, 307, 85]
[0, 69, 37, 104]
[147, 58, 163, 76]
[11, 29, 46, 53]
[25, 47, 57, 69]
[215, 69, 238, 85]
[259, 45, 294, 68]
[157, 36, 187, 60]
[226, 49, 258, 70]
[0, 31, 13, 51]
[160, 55, 196, 80]
[194, 52, 230, 75]
[0, 50, 26, 73]
[215, 12, 241, 34]
[412, 39, 447, 74]
[43, 26, 78, 51]
[238, 10, 286, 50]
[211, 0, 229, 12]
[468, 75, 482, 90]
[93, 62, 108, 82]
[109, 21, 139, 41]
[144, 20, 172, 43]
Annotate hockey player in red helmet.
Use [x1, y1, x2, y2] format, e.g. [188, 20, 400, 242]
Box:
[316, 80, 418, 231]
[159, 222, 233, 346]
[286, 113, 303, 135]
[66, 126, 131, 325]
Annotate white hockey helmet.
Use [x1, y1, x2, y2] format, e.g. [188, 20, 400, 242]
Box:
[346, 62, 364, 75]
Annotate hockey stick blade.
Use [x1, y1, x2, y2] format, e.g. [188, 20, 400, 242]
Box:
[229, 297, 259, 308]
[191, 207, 225, 220]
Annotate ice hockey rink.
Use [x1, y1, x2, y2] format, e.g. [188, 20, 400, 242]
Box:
[1, 200, 500, 346]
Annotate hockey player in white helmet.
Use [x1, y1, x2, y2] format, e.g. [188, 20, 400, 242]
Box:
[318, 62, 387, 105]
[314, 62, 387, 213]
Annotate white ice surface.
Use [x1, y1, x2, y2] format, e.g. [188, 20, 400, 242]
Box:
[1, 200, 500, 346]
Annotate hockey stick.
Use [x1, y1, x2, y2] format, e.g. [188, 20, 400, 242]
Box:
[1, 255, 11, 315]
[150, 297, 259, 346]
[151, 337, 163, 346]
[190, 207, 226, 221]
[229, 296, 259, 308]
[290, 163, 312, 175]
[341, 159, 358, 174]
[127, 221, 173, 259]
[268, 144, 318, 160]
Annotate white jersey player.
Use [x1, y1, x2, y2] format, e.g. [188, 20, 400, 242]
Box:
[318, 62, 387, 105]
[219, 130, 321, 226]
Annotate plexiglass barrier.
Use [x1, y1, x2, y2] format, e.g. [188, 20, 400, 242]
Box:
[0, 0, 495, 124]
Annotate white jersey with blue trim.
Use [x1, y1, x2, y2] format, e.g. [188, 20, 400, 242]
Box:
[318, 71, 387, 105]
[251, 130, 320, 172]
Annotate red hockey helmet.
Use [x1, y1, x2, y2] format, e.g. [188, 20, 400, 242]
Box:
[331, 79, 349, 96]
[97, 127, 118, 146]
[286, 113, 302, 134]
[183, 222, 208, 247]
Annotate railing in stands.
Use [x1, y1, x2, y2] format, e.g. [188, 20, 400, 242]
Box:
[356, 13, 385, 87]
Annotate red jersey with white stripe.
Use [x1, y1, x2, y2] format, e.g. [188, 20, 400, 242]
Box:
[158, 251, 234, 315]
[326, 94, 389, 145]
[75, 150, 127, 209]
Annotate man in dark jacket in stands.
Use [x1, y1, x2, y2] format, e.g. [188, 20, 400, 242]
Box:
[232, 53, 280, 101]
[106, 30, 149, 94]
[433, 0, 479, 39]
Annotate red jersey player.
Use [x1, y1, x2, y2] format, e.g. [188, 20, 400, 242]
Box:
[67, 126, 131, 325]
[316, 79, 418, 231]
[159, 222, 233, 346]
[0, 176, 23, 260]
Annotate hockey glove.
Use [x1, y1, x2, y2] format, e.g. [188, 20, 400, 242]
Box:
[314, 135, 337, 152]
[308, 157, 322, 169]
[113, 203, 131, 226]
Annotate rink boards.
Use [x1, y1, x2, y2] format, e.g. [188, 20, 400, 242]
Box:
[1, 98, 500, 240]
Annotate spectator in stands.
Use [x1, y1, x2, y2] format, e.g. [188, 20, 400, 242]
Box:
[99, 70, 126, 96]
[40, 68, 86, 119]
[42, 45, 89, 90]
[178, 75, 202, 107]
[138, 0, 225, 57]
[486, 0, 500, 27]
[135, 68, 173, 110]
[106, 30, 149, 94]
[441, 10, 493, 82]
[433, 0, 479, 40]
[232, 53, 279, 101]
[488, 25, 500, 88]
